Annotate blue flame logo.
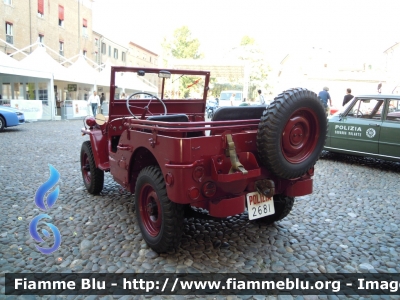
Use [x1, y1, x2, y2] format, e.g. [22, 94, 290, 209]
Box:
[35, 164, 60, 211]
[29, 214, 61, 255]
[29, 164, 62, 255]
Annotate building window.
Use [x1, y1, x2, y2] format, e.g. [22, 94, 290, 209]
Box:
[4, 0, 12, 5]
[150, 56, 152, 63]
[94, 51, 98, 63]
[82, 18, 87, 36]
[58, 5, 64, 27]
[39, 34, 44, 43]
[101, 42, 106, 54]
[5, 22, 13, 44]
[83, 50, 87, 57]
[38, 0, 44, 16]
[38, 0, 44, 18]
[95, 38, 98, 47]
[114, 48, 118, 59]
[108, 45, 111, 57]
[122, 52, 126, 62]
[59, 41, 64, 56]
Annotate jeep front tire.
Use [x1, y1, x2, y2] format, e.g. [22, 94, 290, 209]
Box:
[80, 141, 104, 194]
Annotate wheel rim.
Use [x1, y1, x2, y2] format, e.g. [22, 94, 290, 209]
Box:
[81, 153, 91, 184]
[139, 183, 162, 237]
[281, 107, 319, 164]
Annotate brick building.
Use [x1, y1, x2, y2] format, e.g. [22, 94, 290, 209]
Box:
[1, 0, 94, 63]
[127, 42, 159, 89]
[1, 0, 159, 120]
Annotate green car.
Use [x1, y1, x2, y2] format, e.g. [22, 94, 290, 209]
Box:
[324, 94, 400, 162]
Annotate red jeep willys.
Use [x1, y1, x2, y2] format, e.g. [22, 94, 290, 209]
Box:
[80, 66, 326, 252]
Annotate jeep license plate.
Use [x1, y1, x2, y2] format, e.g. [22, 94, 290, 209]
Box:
[246, 191, 275, 220]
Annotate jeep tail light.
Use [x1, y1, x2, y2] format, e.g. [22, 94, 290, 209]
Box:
[165, 172, 174, 186]
[202, 181, 216, 198]
[85, 116, 96, 127]
[192, 166, 205, 182]
[188, 187, 200, 200]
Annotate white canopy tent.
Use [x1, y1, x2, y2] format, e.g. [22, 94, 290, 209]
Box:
[118, 72, 157, 94]
[0, 49, 55, 120]
[95, 60, 112, 87]
[67, 55, 98, 85]
[19, 46, 69, 81]
[0, 50, 53, 79]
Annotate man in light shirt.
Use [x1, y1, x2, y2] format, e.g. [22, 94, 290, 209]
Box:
[230, 93, 236, 106]
[88, 91, 100, 116]
[258, 90, 265, 105]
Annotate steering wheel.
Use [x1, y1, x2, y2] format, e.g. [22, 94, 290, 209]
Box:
[354, 109, 363, 117]
[126, 92, 167, 119]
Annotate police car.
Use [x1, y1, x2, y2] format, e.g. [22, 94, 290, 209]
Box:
[324, 94, 400, 161]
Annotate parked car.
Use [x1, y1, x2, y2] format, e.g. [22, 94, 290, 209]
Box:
[0, 106, 25, 132]
[324, 94, 400, 161]
[218, 90, 243, 107]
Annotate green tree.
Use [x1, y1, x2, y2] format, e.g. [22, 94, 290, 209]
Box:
[240, 36, 255, 46]
[236, 35, 272, 101]
[170, 26, 202, 59]
[162, 26, 203, 98]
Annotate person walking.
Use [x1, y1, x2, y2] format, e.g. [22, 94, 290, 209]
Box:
[88, 91, 100, 116]
[230, 93, 236, 106]
[342, 88, 354, 106]
[318, 87, 332, 116]
[258, 90, 265, 105]
[99, 93, 105, 113]
[377, 82, 382, 94]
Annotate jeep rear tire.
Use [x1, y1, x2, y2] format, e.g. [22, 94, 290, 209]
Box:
[80, 141, 104, 194]
[135, 166, 184, 253]
[254, 195, 294, 225]
[257, 88, 327, 179]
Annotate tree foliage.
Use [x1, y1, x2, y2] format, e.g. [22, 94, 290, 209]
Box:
[170, 26, 202, 59]
[240, 36, 255, 46]
[162, 26, 203, 97]
[210, 82, 243, 98]
[237, 35, 272, 100]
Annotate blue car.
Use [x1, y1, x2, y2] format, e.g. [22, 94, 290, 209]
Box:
[0, 106, 25, 132]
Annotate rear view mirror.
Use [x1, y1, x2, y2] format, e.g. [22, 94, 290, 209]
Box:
[158, 70, 171, 79]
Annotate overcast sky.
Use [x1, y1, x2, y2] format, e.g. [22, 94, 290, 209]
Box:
[92, 0, 400, 63]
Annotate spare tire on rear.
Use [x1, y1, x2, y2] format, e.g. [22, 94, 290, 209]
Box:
[256, 88, 327, 179]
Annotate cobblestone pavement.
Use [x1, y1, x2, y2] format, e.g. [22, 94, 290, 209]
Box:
[1, 120, 400, 300]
